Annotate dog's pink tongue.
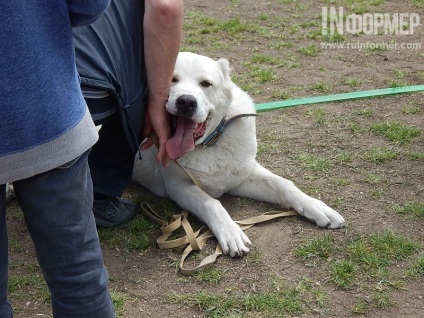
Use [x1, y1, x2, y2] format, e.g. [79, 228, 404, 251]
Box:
[166, 117, 196, 160]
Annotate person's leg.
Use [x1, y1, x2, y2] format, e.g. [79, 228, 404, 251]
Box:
[13, 151, 115, 318]
[87, 100, 138, 227]
[89, 112, 136, 198]
[0, 184, 13, 318]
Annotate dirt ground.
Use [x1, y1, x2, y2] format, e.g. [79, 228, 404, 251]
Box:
[6, 0, 424, 317]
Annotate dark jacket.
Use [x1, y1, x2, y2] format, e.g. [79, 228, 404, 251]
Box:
[73, 0, 147, 153]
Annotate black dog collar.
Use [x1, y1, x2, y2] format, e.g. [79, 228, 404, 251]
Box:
[201, 113, 258, 148]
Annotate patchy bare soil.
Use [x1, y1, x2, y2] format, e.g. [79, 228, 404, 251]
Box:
[6, 0, 424, 317]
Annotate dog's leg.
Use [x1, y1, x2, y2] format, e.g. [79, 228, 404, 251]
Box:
[163, 162, 251, 257]
[229, 164, 345, 228]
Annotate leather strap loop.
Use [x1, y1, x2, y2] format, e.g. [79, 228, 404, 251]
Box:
[141, 202, 298, 275]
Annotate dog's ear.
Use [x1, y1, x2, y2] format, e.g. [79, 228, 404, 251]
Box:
[217, 58, 231, 80]
[217, 58, 234, 101]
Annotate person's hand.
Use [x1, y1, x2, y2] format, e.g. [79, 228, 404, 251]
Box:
[142, 0, 183, 167]
[141, 97, 170, 167]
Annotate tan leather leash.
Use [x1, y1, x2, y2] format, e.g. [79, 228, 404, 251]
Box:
[141, 202, 298, 275]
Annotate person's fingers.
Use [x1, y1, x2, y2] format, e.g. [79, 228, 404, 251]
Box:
[140, 138, 154, 151]
[156, 138, 170, 167]
[144, 98, 171, 167]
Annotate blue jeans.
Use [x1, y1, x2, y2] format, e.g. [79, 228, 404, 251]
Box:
[0, 151, 115, 318]
[88, 110, 136, 198]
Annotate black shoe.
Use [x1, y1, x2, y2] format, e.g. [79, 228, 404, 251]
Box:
[93, 196, 136, 227]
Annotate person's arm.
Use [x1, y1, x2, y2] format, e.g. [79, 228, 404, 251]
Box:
[142, 0, 183, 167]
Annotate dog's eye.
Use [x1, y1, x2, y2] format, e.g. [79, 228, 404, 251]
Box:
[200, 80, 212, 88]
[172, 76, 178, 84]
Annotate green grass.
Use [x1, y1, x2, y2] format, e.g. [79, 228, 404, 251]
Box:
[246, 247, 262, 265]
[8, 205, 24, 222]
[294, 231, 422, 290]
[111, 290, 130, 317]
[185, 13, 253, 35]
[249, 51, 300, 76]
[173, 275, 330, 318]
[257, 140, 278, 155]
[406, 254, 424, 279]
[349, 122, 363, 135]
[270, 40, 294, 49]
[98, 198, 181, 251]
[354, 108, 375, 117]
[371, 121, 421, 145]
[311, 82, 331, 93]
[299, 44, 320, 57]
[194, 268, 223, 284]
[298, 154, 331, 171]
[366, 45, 388, 55]
[294, 235, 334, 260]
[406, 151, 424, 160]
[389, 80, 408, 88]
[8, 272, 50, 307]
[306, 108, 326, 124]
[291, 230, 422, 315]
[331, 260, 356, 288]
[9, 238, 26, 254]
[183, 11, 258, 47]
[364, 173, 385, 185]
[8, 273, 47, 294]
[396, 203, 424, 218]
[332, 177, 352, 187]
[373, 291, 395, 309]
[412, 0, 424, 8]
[271, 89, 290, 100]
[363, 147, 397, 163]
[322, 32, 347, 42]
[334, 151, 354, 164]
[250, 54, 284, 66]
[346, 231, 420, 271]
[368, 189, 386, 199]
[343, 0, 385, 13]
[402, 103, 422, 114]
[220, 18, 255, 35]
[351, 300, 368, 314]
[393, 69, 406, 79]
[245, 64, 278, 84]
[343, 78, 362, 87]
[98, 216, 159, 251]
[169, 279, 309, 317]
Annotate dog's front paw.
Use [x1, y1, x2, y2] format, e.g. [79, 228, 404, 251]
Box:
[213, 221, 252, 257]
[298, 197, 345, 228]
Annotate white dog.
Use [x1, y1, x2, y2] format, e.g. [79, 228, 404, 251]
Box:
[132, 52, 345, 257]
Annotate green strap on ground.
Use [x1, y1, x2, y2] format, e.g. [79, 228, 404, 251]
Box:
[255, 85, 424, 112]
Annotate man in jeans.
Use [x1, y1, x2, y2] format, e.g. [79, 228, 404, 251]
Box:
[73, 0, 183, 227]
[0, 1, 115, 317]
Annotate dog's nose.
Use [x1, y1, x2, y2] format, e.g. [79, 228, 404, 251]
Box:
[176, 94, 197, 116]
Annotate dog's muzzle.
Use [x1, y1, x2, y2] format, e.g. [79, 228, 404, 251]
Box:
[176, 94, 197, 117]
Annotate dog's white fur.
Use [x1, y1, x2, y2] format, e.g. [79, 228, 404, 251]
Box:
[132, 52, 345, 257]
[5, 183, 14, 202]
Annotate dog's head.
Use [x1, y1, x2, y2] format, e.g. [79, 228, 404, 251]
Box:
[165, 52, 234, 159]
